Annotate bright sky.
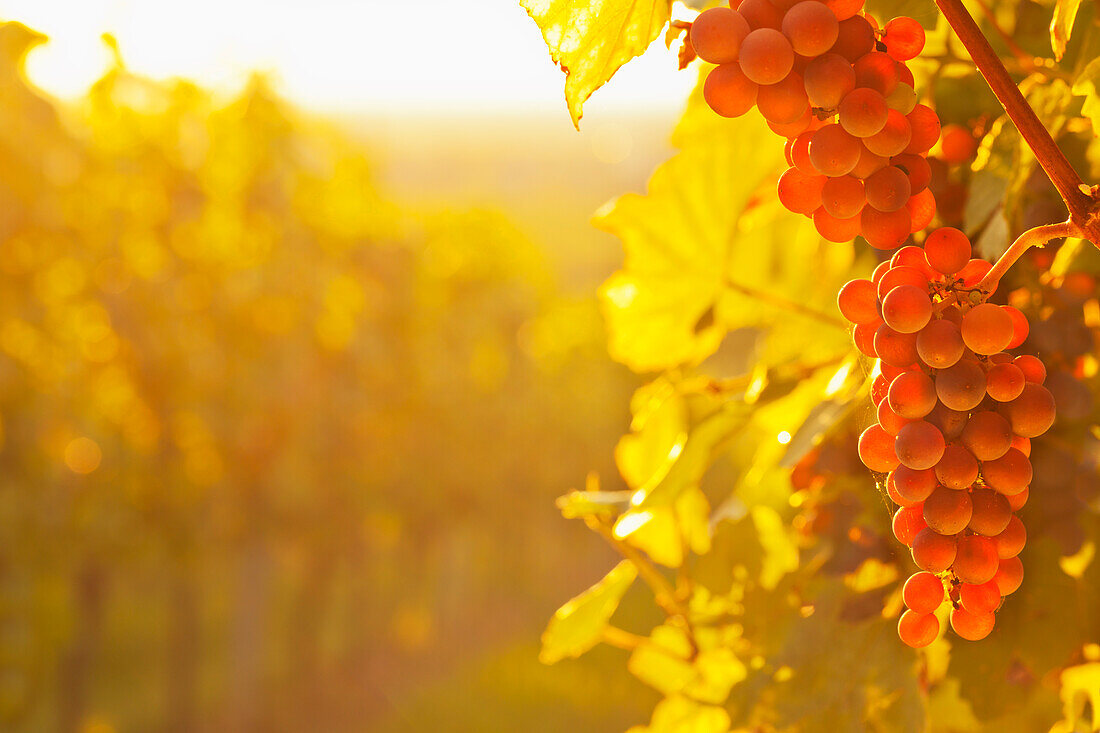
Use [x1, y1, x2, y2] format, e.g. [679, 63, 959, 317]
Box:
[7, 0, 696, 119]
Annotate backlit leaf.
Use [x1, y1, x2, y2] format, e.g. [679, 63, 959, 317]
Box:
[540, 559, 638, 664]
[1051, 0, 1083, 61]
[629, 695, 732, 733]
[520, 0, 671, 128]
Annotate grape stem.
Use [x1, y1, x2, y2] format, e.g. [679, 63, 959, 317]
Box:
[976, 219, 1082, 296]
[931, 0, 1100, 246]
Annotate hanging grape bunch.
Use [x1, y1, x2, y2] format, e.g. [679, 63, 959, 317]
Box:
[838, 228, 1055, 646]
[691, 0, 939, 248]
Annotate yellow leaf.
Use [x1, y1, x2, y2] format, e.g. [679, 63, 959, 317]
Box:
[540, 560, 637, 663]
[636, 695, 732, 733]
[1050, 0, 1082, 61]
[1056, 663, 1100, 732]
[751, 505, 798, 589]
[520, 0, 671, 128]
[616, 378, 688, 492]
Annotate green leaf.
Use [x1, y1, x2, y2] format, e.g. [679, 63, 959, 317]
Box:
[520, 0, 671, 128]
[540, 560, 638, 664]
[1051, 0, 1083, 61]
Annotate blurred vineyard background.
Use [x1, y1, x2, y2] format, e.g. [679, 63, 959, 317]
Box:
[0, 14, 686, 733]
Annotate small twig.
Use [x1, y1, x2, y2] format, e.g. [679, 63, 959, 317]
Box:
[932, 0, 1100, 245]
[976, 219, 1082, 295]
[589, 519, 694, 624]
[601, 626, 647, 651]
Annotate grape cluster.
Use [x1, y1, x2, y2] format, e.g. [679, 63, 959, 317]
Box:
[692, 0, 940, 248]
[837, 228, 1056, 647]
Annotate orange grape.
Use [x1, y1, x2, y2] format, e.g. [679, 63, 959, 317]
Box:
[1002, 306, 1029, 349]
[905, 189, 936, 232]
[830, 15, 875, 61]
[850, 144, 889, 179]
[874, 324, 919, 367]
[865, 165, 912, 213]
[881, 284, 931, 334]
[758, 72, 809, 123]
[859, 423, 900, 472]
[814, 207, 862, 242]
[691, 8, 752, 64]
[837, 278, 878, 324]
[854, 52, 899, 95]
[912, 527, 957, 572]
[892, 465, 938, 503]
[982, 448, 1031, 496]
[739, 28, 795, 84]
[960, 410, 1011, 461]
[864, 109, 912, 157]
[934, 443, 978, 489]
[1013, 354, 1046, 384]
[1006, 485, 1028, 511]
[968, 488, 1012, 536]
[961, 303, 1013, 355]
[896, 420, 945, 470]
[1001, 382, 1056, 438]
[923, 227, 970, 275]
[876, 264, 928, 298]
[704, 64, 759, 118]
[777, 167, 826, 214]
[898, 609, 939, 647]
[916, 319, 964, 368]
[852, 318, 881, 356]
[892, 154, 931, 192]
[936, 359, 987, 411]
[958, 579, 1001, 615]
[950, 606, 995, 641]
[904, 104, 941, 154]
[803, 53, 856, 109]
[782, 1, 839, 56]
[838, 88, 888, 137]
[939, 123, 977, 164]
[923, 485, 972, 534]
[903, 571, 944, 613]
[861, 206, 911, 249]
[821, 175, 866, 218]
[879, 399, 913, 435]
[737, 0, 783, 30]
[986, 362, 1025, 402]
[893, 504, 927, 545]
[888, 369, 936, 418]
[953, 534, 999, 584]
[993, 515, 1026, 558]
[993, 556, 1023, 595]
[809, 123, 862, 176]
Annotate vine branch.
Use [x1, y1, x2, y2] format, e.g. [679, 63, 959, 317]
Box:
[932, 0, 1100, 245]
[977, 219, 1081, 295]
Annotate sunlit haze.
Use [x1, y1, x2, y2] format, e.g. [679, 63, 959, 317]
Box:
[9, 0, 696, 118]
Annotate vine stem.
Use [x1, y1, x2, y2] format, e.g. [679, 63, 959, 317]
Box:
[976, 219, 1081, 295]
[932, 0, 1100, 246]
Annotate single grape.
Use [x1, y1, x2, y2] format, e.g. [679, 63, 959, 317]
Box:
[934, 443, 978, 490]
[960, 410, 1011, 461]
[923, 227, 970, 275]
[879, 399, 912, 435]
[821, 175, 866, 219]
[896, 420, 946, 470]
[1001, 382, 1056, 438]
[830, 15, 875, 61]
[768, 107, 814, 137]
[1013, 355, 1046, 384]
[859, 423, 900, 472]
[893, 504, 927, 545]
[892, 154, 931, 192]
[777, 167, 826, 214]
[903, 571, 944, 613]
[935, 359, 986, 411]
[881, 284, 931, 334]
[923, 485, 972, 534]
[737, 0, 783, 30]
[850, 144, 889, 179]
[758, 72, 809, 124]
[781, 1, 839, 56]
[1002, 306, 1029, 349]
[953, 534, 999, 584]
[958, 580, 1001, 615]
[864, 109, 912, 157]
[852, 318, 881, 356]
[961, 303, 1013, 355]
[898, 609, 939, 647]
[854, 52, 900, 95]
[950, 606, 995, 641]
[986, 362, 1025, 402]
[993, 556, 1023, 595]
[739, 28, 795, 84]
[882, 17, 925, 61]
[982, 447, 1032, 496]
[809, 123, 862, 176]
[865, 165, 912, 212]
[892, 465, 938, 503]
[993, 515, 1026, 558]
[939, 124, 977, 164]
[861, 206, 911, 249]
[916, 319, 964, 369]
[888, 369, 936, 418]
[814, 207, 862, 242]
[912, 527, 957, 572]
[803, 53, 856, 109]
[1006, 485, 1028, 511]
[968, 488, 1012, 536]
[823, 0, 864, 21]
[691, 8, 752, 64]
[874, 323, 920, 368]
[704, 64, 759, 118]
[837, 278, 879, 324]
[876, 265, 928, 299]
[838, 88, 888, 137]
[904, 104, 941, 154]
[906, 190, 937, 232]
[884, 82, 917, 114]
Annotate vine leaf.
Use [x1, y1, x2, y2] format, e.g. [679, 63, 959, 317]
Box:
[626, 694, 732, 733]
[539, 559, 637, 664]
[1072, 57, 1100, 136]
[520, 0, 672, 128]
[1050, 0, 1082, 61]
